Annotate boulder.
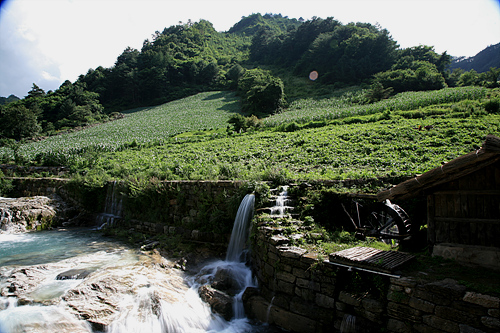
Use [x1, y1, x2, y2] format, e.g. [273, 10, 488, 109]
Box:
[198, 284, 233, 320]
[56, 268, 93, 280]
[0, 195, 69, 232]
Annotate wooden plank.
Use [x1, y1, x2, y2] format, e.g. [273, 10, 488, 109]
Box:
[453, 193, 461, 218]
[468, 194, 477, 218]
[329, 247, 415, 273]
[432, 190, 500, 195]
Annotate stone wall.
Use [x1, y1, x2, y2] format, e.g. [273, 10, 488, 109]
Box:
[246, 224, 500, 333]
[7, 177, 70, 197]
[130, 218, 228, 244]
[112, 180, 246, 235]
[6, 178, 247, 233]
[387, 277, 500, 333]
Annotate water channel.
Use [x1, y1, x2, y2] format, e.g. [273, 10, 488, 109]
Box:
[0, 194, 278, 333]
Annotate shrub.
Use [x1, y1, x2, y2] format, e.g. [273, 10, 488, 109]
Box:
[484, 98, 500, 113]
[237, 68, 286, 114]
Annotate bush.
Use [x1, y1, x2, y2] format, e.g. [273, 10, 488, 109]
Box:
[0, 170, 13, 196]
[237, 68, 286, 114]
[484, 98, 500, 113]
[227, 114, 263, 132]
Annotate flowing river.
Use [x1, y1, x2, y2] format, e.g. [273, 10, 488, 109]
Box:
[0, 194, 275, 333]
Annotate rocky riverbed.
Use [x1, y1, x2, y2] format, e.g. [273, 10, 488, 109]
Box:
[0, 195, 75, 233]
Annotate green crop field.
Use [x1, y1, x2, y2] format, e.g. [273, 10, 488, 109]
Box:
[1, 87, 499, 188]
[78, 112, 499, 183]
[0, 91, 241, 164]
[265, 86, 488, 126]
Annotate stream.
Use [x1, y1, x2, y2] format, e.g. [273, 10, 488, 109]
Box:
[0, 194, 275, 333]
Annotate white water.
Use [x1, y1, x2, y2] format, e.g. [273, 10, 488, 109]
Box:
[226, 194, 255, 263]
[269, 187, 289, 217]
[96, 181, 123, 229]
[0, 193, 267, 333]
[340, 314, 357, 332]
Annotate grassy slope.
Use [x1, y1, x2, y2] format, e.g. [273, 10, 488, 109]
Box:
[2, 87, 499, 187]
[7, 91, 241, 161]
[86, 112, 499, 183]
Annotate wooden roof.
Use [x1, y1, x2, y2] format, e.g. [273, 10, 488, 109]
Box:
[377, 135, 500, 201]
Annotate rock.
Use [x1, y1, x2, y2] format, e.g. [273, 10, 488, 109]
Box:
[56, 268, 93, 280]
[212, 267, 236, 293]
[1, 249, 189, 330]
[141, 241, 159, 251]
[198, 284, 233, 320]
[0, 195, 71, 232]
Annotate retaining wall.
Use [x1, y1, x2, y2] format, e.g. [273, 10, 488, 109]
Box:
[246, 225, 500, 333]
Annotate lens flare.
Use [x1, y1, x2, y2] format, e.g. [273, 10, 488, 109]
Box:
[309, 71, 319, 81]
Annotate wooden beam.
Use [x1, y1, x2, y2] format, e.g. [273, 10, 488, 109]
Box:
[377, 152, 500, 201]
[434, 217, 500, 224]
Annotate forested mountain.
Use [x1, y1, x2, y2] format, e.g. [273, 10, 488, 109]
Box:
[1, 13, 498, 143]
[0, 95, 20, 105]
[450, 43, 500, 73]
[228, 13, 302, 36]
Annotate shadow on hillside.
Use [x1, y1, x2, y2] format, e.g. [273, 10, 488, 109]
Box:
[202, 91, 242, 113]
[120, 106, 155, 115]
[202, 91, 232, 100]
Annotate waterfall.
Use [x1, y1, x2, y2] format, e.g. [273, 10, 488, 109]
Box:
[96, 181, 123, 229]
[340, 314, 357, 332]
[270, 186, 289, 217]
[226, 194, 255, 262]
[0, 194, 267, 333]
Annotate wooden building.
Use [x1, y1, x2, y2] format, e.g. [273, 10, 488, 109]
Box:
[378, 135, 500, 269]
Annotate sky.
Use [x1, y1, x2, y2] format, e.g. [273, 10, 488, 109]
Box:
[0, 0, 499, 98]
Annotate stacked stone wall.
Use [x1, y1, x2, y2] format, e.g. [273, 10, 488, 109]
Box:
[248, 225, 500, 333]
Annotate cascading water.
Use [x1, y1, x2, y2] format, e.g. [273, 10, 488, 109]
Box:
[270, 186, 289, 217]
[96, 181, 123, 229]
[0, 193, 266, 333]
[226, 194, 255, 262]
[340, 314, 357, 332]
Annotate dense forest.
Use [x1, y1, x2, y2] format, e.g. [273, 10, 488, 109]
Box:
[1, 13, 499, 143]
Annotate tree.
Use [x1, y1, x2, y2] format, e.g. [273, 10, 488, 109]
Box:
[237, 68, 286, 114]
[373, 60, 447, 93]
[26, 83, 46, 99]
[294, 22, 398, 84]
[458, 69, 480, 86]
[0, 104, 41, 140]
[482, 67, 500, 88]
[365, 82, 394, 103]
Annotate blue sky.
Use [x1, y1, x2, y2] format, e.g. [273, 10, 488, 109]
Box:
[1, 0, 499, 98]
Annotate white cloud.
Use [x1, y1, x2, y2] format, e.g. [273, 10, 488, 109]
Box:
[41, 71, 61, 82]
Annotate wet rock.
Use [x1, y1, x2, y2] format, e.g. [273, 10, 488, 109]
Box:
[0, 195, 70, 232]
[0, 265, 53, 298]
[56, 268, 93, 280]
[198, 284, 233, 320]
[141, 241, 159, 251]
[1, 248, 189, 329]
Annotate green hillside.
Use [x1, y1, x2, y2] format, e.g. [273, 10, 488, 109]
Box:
[2, 86, 498, 193]
[1, 13, 499, 192]
[0, 91, 240, 163]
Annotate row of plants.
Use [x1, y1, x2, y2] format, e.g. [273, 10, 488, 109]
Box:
[264, 86, 488, 127]
[35, 101, 499, 189]
[0, 91, 241, 165]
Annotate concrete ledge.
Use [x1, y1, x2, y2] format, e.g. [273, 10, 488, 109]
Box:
[433, 243, 500, 271]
